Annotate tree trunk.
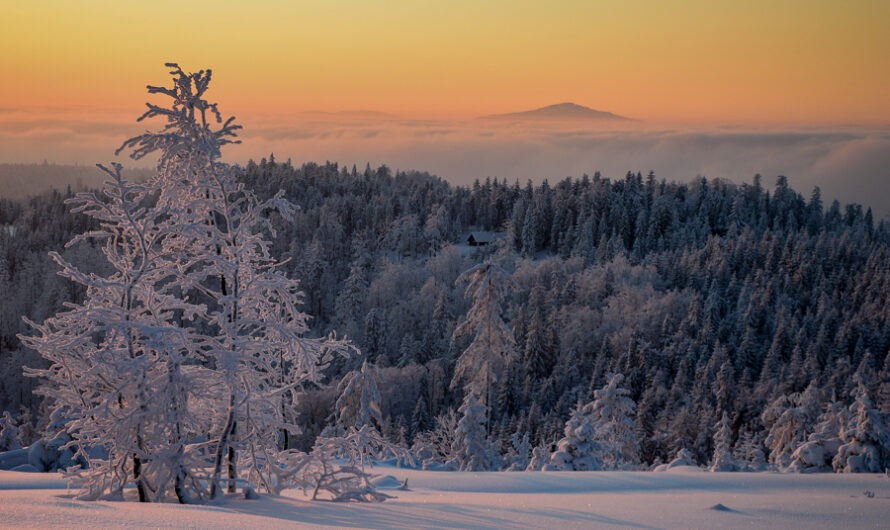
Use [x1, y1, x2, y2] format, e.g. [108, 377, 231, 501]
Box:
[227, 422, 237, 494]
[210, 395, 236, 499]
[133, 451, 148, 502]
[173, 464, 188, 504]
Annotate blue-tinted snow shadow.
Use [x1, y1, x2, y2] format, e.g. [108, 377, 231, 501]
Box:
[224, 495, 657, 529]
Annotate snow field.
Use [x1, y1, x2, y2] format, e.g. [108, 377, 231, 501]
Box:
[1, 468, 887, 529]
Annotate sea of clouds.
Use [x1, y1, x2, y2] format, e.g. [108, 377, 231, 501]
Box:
[2, 108, 888, 218]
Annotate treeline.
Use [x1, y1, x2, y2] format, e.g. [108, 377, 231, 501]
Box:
[1, 158, 888, 470]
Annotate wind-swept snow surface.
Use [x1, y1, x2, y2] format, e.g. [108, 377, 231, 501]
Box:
[0, 468, 886, 529]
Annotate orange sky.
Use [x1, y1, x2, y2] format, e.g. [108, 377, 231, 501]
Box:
[2, 0, 889, 125]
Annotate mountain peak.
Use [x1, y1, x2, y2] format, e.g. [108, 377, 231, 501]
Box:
[479, 102, 632, 122]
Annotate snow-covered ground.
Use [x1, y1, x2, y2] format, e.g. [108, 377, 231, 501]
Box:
[0, 467, 886, 529]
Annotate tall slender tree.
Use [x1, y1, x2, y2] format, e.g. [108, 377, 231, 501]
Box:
[450, 260, 516, 433]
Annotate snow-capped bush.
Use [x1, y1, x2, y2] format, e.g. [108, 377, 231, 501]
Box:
[267, 425, 409, 502]
[26, 409, 83, 472]
[411, 410, 459, 469]
[653, 448, 699, 471]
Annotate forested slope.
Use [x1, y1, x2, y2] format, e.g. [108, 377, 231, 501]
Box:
[2, 160, 888, 469]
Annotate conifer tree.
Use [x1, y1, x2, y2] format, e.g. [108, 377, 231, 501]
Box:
[833, 381, 890, 473]
[590, 373, 640, 469]
[449, 391, 494, 471]
[335, 361, 383, 431]
[451, 260, 516, 432]
[710, 412, 737, 471]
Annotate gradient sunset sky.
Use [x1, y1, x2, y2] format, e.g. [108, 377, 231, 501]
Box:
[2, 1, 889, 215]
[4, 0, 888, 123]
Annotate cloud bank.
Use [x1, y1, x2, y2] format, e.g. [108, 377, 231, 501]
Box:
[2, 111, 888, 218]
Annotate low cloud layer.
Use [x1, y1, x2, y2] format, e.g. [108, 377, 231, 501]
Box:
[2, 112, 888, 218]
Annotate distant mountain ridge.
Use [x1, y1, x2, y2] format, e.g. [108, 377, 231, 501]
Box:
[479, 102, 632, 122]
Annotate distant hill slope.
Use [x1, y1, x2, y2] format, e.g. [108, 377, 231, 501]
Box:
[479, 102, 633, 122]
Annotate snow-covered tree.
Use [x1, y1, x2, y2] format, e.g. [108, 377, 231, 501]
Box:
[449, 391, 495, 471]
[335, 361, 383, 431]
[546, 373, 639, 471]
[547, 398, 604, 471]
[709, 412, 737, 471]
[503, 431, 531, 471]
[0, 411, 21, 451]
[21, 64, 354, 503]
[761, 384, 822, 470]
[411, 409, 459, 469]
[451, 261, 516, 431]
[733, 428, 766, 472]
[789, 401, 845, 472]
[21, 163, 199, 501]
[590, 373, 640, 469]
[125, 64, 355, 500]
[833, 382, 890, 473]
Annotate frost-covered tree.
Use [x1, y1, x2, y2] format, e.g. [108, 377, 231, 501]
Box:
[122, 64, 354, 500]
[21, 64, 354, 503]
[733, 428, 766, 472]
[503, 431, 531, 471]
[449, 391, 495, 471]
[451, 261, 516, 431]
[335, 361, 383, 431]
[833, 382, 890, 473]
[21, 163, 200, 501]
[761, 384, 822, 470]
[547, 373, 639, 471]
[0, 411, 21, 451]
[547, 398, 604, 471]
[789, 401, 845, 472]
[522, 280, 553, 380]
[709, 412, 737, 471]
[590, 373, 640, 469]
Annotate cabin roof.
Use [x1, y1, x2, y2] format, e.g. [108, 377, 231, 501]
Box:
[465, 231, 505, 245]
